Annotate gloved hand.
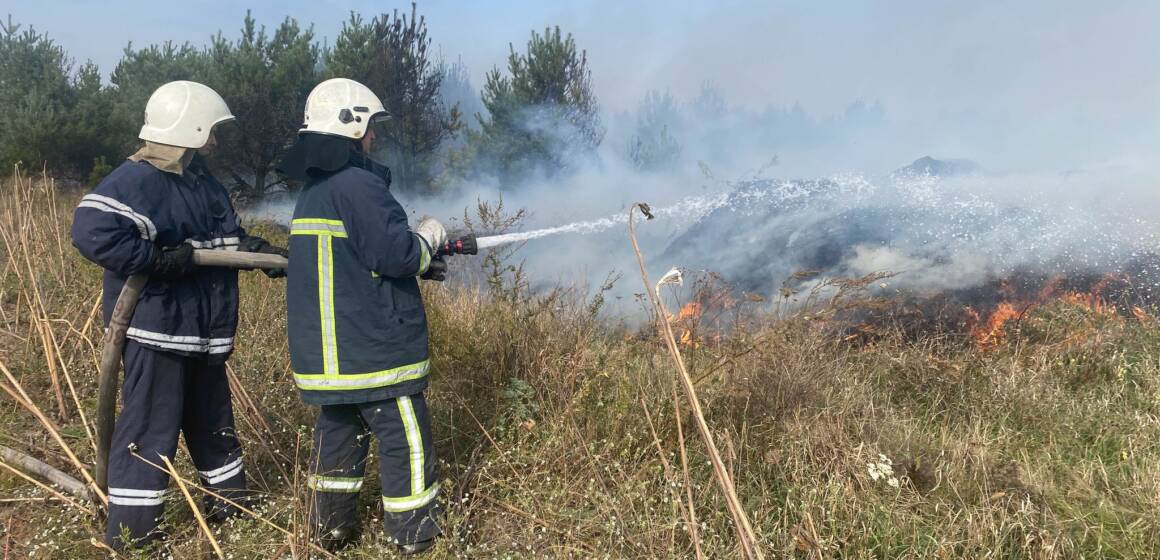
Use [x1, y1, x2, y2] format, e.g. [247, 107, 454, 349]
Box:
[149, 243, 197, 279]
[238, 235, 288, 278]
[420, 258, 448, 282]
[415, 217, 447, 255]
[238, 235, 288, 257]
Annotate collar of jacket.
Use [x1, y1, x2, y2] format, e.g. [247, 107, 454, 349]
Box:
[128, 142, 196, 176]
[349, 150, 393, 187]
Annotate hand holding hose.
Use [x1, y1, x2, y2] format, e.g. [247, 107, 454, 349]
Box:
[238, 235, 288, 278]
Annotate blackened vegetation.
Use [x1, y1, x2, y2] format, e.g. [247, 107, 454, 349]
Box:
[662, 171, 1160, 347]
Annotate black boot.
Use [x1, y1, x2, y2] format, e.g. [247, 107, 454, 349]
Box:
[319, 526, 361, 552]
[204, 491, 255, 524]
[397, 538, 436, 556]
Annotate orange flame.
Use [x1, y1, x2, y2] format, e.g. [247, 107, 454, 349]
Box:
[968, 275, 1126, 350]
[972, 302, 1020, 348]
[1132, 306, 1150, 324]
[673, 302, 703, 347]
[677, 302, 702, 321]
[1060, 291, 1114, 315]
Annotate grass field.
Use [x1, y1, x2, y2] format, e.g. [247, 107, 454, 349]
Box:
[1, 170, 1159, 559]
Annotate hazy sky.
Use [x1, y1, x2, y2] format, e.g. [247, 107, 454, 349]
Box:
[5, 0, 1159, 171]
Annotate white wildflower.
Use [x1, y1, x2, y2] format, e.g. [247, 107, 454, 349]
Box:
[866, 453, 899, 488]
[656, 267, 683, 293]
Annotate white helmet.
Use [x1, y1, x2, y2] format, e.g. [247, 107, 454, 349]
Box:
[302, 78, 386, 140]
[139, 81, 234, 149]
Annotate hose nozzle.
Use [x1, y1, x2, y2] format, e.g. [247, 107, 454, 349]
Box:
[437, 234, 478, 257]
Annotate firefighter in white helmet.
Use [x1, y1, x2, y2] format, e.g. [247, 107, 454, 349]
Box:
[277, 78, 445, 554]
[71, 81, 286, 550]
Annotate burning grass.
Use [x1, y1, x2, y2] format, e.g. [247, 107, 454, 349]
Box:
[2, 171, 1160, 558]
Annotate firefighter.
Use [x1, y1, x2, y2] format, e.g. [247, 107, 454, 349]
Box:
[71, 81, 287, 550]
[277, 78, 446, 554]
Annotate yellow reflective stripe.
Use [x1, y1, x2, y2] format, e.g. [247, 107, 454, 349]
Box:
[417, 235, 431, 276]
[291, 227, 348, 238]
[398, 396, 424, 494]
[291, 218, 348, 237]
[293, 218, 345, 226]
[381, 482, 438, 512]
[293, 359, 430, 391]
[308, 475, 363, 493]
[318, 235, 339, 375]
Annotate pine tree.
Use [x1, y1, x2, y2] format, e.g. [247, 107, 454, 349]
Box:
[470, 26, 603, 185]
[326, 4, 461, 195]
[204, 12, 319, 200]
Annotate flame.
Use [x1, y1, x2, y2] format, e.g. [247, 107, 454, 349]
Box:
[672, 302, 703, 347]
[677, 302, 702, 321]
[1059, 291, 1114, 315]
[967, 275, 1125, 350]
[971, 302, 1020, 348]
[1132, 306, 1150, 324]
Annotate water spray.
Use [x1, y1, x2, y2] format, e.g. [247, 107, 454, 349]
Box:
[469, 191, 727, 250]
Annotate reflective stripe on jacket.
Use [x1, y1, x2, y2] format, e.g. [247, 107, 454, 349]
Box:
[287, 164, 432, 405]
[70, 157, 244, 363]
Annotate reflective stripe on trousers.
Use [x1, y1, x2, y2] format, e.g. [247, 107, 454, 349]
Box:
[310, 394, 442, 544]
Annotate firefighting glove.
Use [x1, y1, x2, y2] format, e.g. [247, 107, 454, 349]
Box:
[421, 257, 448, 282]
[148, 243, 197, 279]
[415, 217, 447, 256]
[238, 235, 289, 278]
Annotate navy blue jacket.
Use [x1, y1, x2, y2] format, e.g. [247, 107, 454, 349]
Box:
[287, 164, 432, 405]
[71, 158, 244, 364]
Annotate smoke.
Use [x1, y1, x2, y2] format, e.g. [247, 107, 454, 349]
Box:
[228, 0, 1160, 315]
[246, 101, 1160, 318]
[391, 155, 1160, 317]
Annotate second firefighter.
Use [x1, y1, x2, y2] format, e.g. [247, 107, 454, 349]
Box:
[278, 78, 448, 554]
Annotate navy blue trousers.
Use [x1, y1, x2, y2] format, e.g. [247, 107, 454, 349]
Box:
[105, 340, 247, 549]
[310, 393, 442, 545]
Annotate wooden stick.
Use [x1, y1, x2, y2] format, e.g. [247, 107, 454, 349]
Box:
[0, 459, 88, 513]
[0, 445, 90, 501]
[94, 274, 147, 497]
[192, 250, 287, 270]
[627, 204, 764, 560]
[0, 363, 106, 505]
[161, 455, 224, 559]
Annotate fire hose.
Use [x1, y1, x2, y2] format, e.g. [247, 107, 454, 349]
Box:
[93, 236, 479, 502]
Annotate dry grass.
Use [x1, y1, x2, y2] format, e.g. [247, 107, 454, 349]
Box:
[1, 170, 1160, 558]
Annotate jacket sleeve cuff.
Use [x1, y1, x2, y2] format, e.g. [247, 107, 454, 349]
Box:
[415, 234, 432, 276]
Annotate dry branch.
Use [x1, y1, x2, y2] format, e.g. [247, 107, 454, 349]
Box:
[161, 455, 224, 559]
[0, 445, 90, 501]
[0, 360, 106, 505]
[0, 459, 89, 514]
[627, 203, 764, 560]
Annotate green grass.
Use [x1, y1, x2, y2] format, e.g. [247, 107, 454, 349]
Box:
[2, 172, 1160, 558]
